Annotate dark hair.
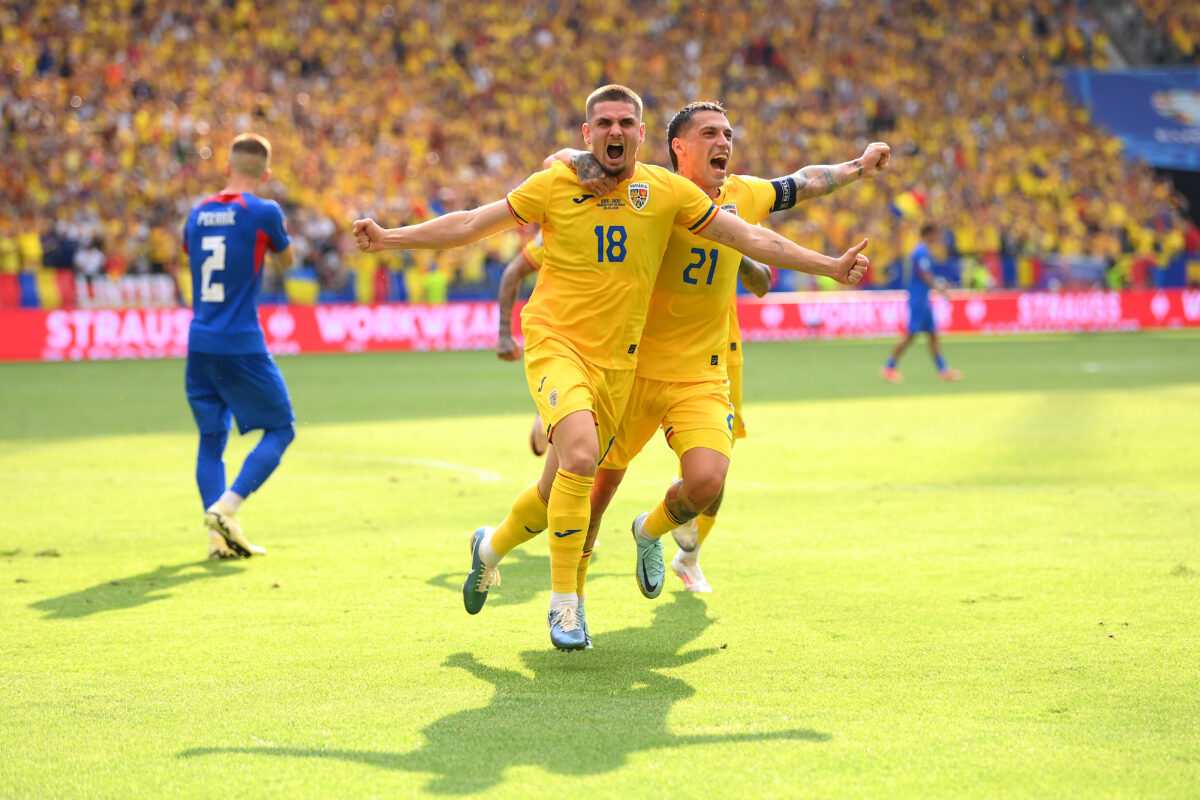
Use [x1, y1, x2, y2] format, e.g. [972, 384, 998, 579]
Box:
[920, 223, 938, 238]
[585, 84, 643, 121]
[665, 101, 727, 170]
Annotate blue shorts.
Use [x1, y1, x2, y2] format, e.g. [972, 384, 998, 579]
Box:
[186, 351, 295, 435]
[908, 304, 936, 334]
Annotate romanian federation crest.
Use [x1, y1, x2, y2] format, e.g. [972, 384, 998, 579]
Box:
[628, 182, 650, 210]
[548, 389, 558, 409]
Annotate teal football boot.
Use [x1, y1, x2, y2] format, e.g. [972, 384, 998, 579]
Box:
[631, 513, 665, 599]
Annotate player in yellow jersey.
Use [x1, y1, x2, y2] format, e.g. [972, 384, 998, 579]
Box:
[495, 228, 549, 457]
[562, 101, 890, 600]
[353, 85, 870, 651]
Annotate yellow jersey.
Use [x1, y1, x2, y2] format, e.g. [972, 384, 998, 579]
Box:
[520, 229, 545, 270]
[726, 297, 745, 367]
[507, 161, 717, 370]
[634, 174, 776, 381]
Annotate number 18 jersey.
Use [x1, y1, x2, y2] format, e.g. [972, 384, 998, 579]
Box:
[183, 192, 291, 355]
[506, 162, 717, 370]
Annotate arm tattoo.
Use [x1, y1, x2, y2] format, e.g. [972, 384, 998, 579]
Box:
[572, 152, 605, 182]
[820, 167, 837, 195]
[853, 158, 863, 178]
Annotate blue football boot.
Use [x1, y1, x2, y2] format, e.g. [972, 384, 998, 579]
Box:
[462, 527, 500, 615]
[547, 605, 587, 651]
[577, 600, 593, 650]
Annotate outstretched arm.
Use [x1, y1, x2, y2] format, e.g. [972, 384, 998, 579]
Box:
[698, 211, 868, 285]
[737, 255, 772, 297]
[353, 199, 516, 253]
[496, 252, 536, 361]
[774, 142, 890, 204]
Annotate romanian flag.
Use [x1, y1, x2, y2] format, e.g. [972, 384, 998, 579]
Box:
[889, 188, 927, 218]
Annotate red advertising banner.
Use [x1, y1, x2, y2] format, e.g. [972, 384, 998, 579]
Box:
[2, 290, 1198, 363]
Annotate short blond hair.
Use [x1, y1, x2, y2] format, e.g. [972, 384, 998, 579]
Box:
[229, 133, 272, 178]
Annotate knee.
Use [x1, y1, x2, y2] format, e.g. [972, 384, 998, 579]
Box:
[198, 431, 228, 457]
[556, 442, 599, 477]
[266, 424, 296, 451]
[684, 471, 726, 510]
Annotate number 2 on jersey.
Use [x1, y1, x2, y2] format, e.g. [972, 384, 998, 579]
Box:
[593, 225, 627, 263]
[684, 247, 718, 285]
[199, 235, 226, 303]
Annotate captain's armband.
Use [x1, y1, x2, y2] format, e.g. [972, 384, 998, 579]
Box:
[768, 176, 799, 212]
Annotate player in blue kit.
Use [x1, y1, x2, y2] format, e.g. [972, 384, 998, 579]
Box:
[881, 223, 962, 383]
[182, 133, 296, 559]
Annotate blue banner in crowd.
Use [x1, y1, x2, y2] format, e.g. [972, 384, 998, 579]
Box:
[1063, 69, 1200, 172]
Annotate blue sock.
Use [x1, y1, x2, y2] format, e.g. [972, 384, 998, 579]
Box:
[935, 355, 947, 371]
[885, 357, 897, 369]
[197, 431, 228, 509]
[230, 425, 296, 499]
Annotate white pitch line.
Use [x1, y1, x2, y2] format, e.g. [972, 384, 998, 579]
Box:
[294, 450, 505, 482]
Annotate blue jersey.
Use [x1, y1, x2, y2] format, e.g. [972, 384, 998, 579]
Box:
[183, 192, 291, 354]
[907, 241, 933, 308]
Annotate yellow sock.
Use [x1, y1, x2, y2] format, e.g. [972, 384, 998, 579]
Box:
[548, 469, 593, 594]
[576, 546, 593, 596]
[642, 498, 686, 538]
[696, 513, 716, 547]
[490, 482, 548, 558]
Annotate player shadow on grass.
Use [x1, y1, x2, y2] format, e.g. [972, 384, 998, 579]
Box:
[179, 591, 829, 794]
[426, 547, 622, 609]
[29, 560, 245, 619]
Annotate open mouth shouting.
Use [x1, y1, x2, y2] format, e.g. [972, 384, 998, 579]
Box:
[709, 152, 729, 176]
[604, 140, 625, 165]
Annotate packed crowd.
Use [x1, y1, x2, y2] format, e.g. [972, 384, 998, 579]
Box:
[0, 0, 1194, 302]
[1133, 0, 1199, 64]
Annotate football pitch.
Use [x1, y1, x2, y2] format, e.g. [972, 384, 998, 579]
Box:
[1, 331, 1197, 798]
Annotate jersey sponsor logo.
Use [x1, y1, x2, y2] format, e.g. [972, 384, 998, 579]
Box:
[572, 194, 595, 204]
[598, 197, 626, 210]
[720, 202, 739, 216]
[548, 388, 558, 408]
[729, 342, 738, 351]
[628, 182, 649, 210]
[196, 209, 237, 226]
[711, 355, 719, 365]
[627, 343, 637, 354]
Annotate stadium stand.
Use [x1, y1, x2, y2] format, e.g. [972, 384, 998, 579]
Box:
[0, 0, 1195, 307]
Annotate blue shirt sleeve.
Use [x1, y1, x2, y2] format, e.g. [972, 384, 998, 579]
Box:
[263, 200, 291, 253]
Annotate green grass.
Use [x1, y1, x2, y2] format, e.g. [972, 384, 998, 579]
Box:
[1, 331, 1198, 799]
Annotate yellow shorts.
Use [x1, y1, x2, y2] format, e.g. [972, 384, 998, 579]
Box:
[727, 361, 747, 440]
[524, 334, 635, 459]
[605, 376, 734, 470]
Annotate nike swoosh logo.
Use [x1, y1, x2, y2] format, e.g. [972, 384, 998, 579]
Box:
[641, 561, 660, 594]
[552, 529, 581, 538]
[572, 194, 595, 204]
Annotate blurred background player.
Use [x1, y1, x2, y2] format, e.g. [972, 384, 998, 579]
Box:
[881, 223, 963, 383]
[556, 102, 884, 602]
[495, 227, 549, 457]
[183, 133, 297, 559]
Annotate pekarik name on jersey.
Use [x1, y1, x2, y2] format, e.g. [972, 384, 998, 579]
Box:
[196, 209, 237, 227]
